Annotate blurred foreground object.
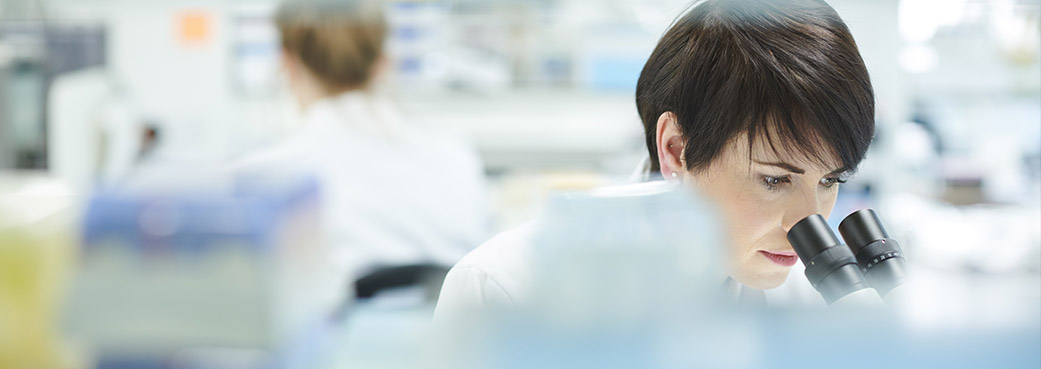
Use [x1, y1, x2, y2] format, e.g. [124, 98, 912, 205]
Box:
[64, 173, 343, 369]
[431, 182, 1040, 369]
[0, 173, 83, 369]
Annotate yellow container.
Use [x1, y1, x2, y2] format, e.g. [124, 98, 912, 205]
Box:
[0, 174, 82, 369]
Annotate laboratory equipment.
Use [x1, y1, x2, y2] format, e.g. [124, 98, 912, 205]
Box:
[787, 214, 882, 305]
[0, 174, 81, 369]
[64, 173, 343, 369]
[0, 20, 107, 170]
[838, 209, 908, 301]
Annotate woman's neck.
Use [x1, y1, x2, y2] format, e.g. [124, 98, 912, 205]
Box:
[294, 81, 331, 112]
[297, 86, 367, 114]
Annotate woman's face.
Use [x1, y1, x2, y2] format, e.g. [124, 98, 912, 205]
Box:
[687, 134, 848, 290]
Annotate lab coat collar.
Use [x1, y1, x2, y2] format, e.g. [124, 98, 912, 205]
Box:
[302, 90, 403, 139]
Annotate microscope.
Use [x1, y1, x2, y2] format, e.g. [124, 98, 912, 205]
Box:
[787, 209, 908, 306]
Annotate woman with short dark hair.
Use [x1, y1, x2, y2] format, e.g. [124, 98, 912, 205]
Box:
[435, 0, 875, 312]
[638, 0, 874, 290]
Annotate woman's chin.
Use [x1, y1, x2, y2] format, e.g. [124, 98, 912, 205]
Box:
[734, 267, 792, 290]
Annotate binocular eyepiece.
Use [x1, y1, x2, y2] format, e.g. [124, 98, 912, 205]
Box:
[787, 209, 907, 305]
[838, 209, 907, 298]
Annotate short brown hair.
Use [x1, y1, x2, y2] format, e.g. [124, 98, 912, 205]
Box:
[636, 0, 875, 174]
[276, 0, 388, 93]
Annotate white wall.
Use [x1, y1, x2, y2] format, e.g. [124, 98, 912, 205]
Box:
[103, 0, 236, 159]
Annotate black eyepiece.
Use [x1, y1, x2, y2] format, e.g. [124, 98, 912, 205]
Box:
[788, 214, 843, 262]
[838, 209, 890, 254]
[787, 214, 873, 304]
[838, 209, 907, 298]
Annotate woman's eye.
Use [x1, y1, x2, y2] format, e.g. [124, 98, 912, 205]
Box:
[820, 177, 848, 188]
[762, 175, 791, 190]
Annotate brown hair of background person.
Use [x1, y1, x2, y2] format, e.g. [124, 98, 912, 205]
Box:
[636, 0, 875, 175]
[275, 0, 388, 94]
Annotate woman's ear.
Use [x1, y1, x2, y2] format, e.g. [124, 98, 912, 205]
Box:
[655, 111, 686, 180]
[280, 51, 327, 110]
[369, 53, 391, 85]
[281, 51, 300, 82]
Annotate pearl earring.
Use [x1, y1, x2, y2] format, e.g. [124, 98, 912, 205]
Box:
[671, 172, 678, 178]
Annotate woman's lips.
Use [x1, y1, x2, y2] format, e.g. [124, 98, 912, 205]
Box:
[759, 250, 798, 267]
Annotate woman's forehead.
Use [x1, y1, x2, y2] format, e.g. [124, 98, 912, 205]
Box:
[728, 133, 844, 173]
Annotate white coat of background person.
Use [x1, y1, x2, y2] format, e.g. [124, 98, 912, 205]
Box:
[236, 0, 489, 283]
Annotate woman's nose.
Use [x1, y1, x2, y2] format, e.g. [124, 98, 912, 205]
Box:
[781, 189, 823, 233]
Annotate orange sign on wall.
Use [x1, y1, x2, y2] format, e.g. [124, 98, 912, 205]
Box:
[178, 11, 212, 46]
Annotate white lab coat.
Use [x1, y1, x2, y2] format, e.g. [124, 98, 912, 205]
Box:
[434, 160, 823, 320]
[236, 91, 489, 280]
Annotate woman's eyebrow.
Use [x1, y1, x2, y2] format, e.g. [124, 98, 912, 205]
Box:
[828, 167, 851, 176]
[754, 160, 848, 176]
[753, 160, 805, 174]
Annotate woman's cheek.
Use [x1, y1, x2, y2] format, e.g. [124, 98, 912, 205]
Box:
[720, 194, 773, 253]
[820, 192, 839, 218]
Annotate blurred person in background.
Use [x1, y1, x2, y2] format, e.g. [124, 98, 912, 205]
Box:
[237, 0, 488, 299]
[436, 0, 875, 314]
